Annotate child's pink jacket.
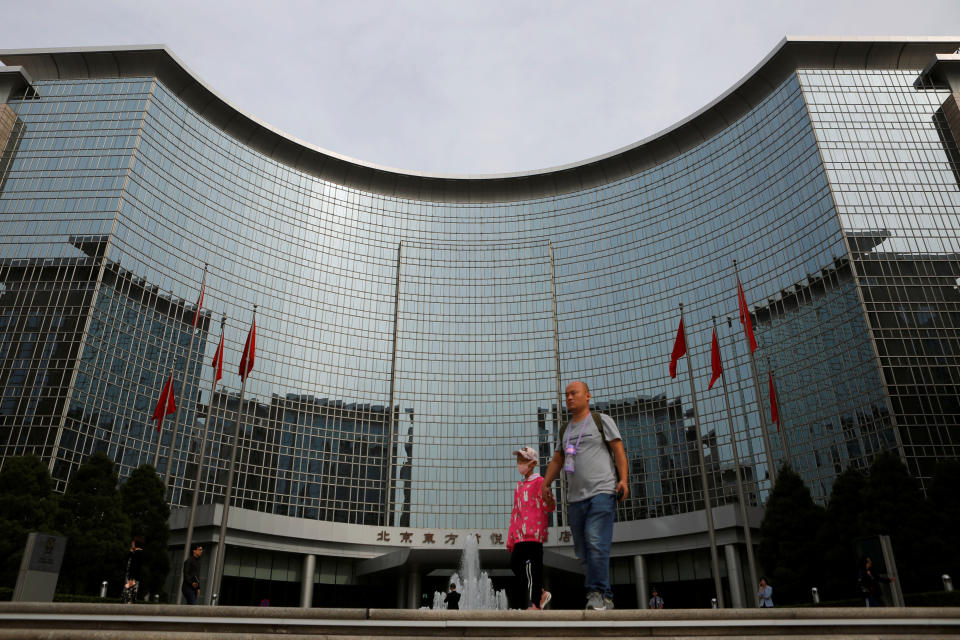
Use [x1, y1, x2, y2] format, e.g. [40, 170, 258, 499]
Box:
[506, 473, 555, 552]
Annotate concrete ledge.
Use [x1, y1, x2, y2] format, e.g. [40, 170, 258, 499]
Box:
[0, 602, 368, 619]
[0, 602, 958, 638]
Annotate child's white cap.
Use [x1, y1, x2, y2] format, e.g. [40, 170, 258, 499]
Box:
[512, 447, 537, 461]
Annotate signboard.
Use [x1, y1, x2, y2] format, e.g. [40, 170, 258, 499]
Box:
[13, 532, 67, 602]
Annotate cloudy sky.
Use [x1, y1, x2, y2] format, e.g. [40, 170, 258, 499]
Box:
[3, 1, 959, 174]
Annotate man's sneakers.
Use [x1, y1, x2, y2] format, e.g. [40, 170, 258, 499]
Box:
[585, 591, 605, 610]
[585, 592, 615, 610]
[540, 590, 552, 609]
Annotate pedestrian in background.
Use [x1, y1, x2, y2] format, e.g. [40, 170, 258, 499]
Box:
[648, 587, 664, 609]
[858, 556, 893, 607]
[758, 577, 774, 607]
[182, 543, 203, 605]
[122, 535, 145, 604]
[444, 583, 461, 610]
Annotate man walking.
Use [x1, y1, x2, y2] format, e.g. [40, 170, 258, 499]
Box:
[648, 587, 665, 609]
[542, 381, 628, 610]
[182, 544, 203, 605]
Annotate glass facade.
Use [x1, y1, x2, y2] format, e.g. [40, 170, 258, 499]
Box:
[1, 41, 959, 555]
[799, 68, 960, 488]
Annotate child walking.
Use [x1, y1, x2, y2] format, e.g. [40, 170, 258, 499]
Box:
[507, 446, 556, 610]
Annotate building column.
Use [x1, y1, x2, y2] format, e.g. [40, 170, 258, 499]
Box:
[405, 564, 421, 610]
[725, 544, 745, 608]
[300, 554, 316, 608]
[396, 569, 408, 609]
[633, 554, 648, 610]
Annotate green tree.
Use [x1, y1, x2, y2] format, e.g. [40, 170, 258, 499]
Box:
[119, 465, 170, 598]
[758, 466, 825, 604]
[860, 452, 941, 592]
[0, 455, 59, 588]
[817, 465, 869, 600]
[55, 452, 130, 596]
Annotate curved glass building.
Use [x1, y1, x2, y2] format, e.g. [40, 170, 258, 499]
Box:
[1, 37, 959, 608]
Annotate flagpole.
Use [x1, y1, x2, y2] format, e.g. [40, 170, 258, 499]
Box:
[713, 315, 760, 607]
[163, 264, 208, 499]
[767, 358, 793, 468]
[548, 240, 567, 526]
[152, 367, 174, 469]
[177, 312, 225, 605]
[385, 242, 401, 527]
[679, 303, 725, 608]
[211, 305, 255, 604]
[733, 260, 778, 481]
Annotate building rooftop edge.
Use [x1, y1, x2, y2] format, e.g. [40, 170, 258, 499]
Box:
[1, 37, 959, 201]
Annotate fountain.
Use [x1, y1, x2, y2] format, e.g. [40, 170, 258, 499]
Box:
[431, 534, 508, 610]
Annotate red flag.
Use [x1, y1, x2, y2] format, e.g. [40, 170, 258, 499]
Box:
[211, 332, 224, 383]
[737, 279, 758, 353]
[669, 319, 686, 379]
[769, 371, 779, 430]
[708, 329, 722, 390]
[239, 319, 256, 381]
[192, 282, 205, 329]
[152, 374, 176, 432]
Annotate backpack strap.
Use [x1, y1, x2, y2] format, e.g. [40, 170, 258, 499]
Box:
[590, 411, 611, 452]
[592, 411, 621, 482]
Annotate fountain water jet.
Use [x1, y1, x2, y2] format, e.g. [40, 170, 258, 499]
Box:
[431, 534, 508, 610]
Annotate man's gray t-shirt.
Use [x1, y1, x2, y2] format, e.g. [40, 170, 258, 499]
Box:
[557, 412, 621, 503]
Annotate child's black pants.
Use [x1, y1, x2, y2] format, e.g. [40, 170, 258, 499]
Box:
[510, 541, 543, 608]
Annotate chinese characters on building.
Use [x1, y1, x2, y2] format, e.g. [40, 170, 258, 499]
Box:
[375, 530, 572, 545]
